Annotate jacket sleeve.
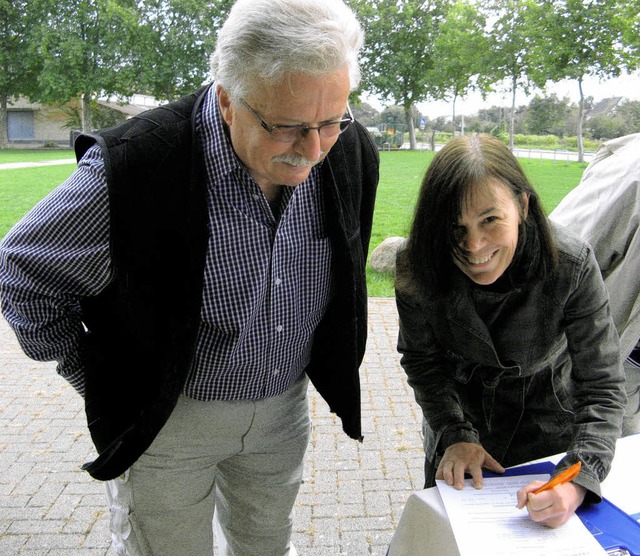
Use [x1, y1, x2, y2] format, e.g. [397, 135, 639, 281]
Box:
[549, 136, 640, 358]
[560, 242, 627, 501]
[395, 284, 480, 457]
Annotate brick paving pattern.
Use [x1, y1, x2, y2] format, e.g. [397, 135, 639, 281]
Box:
[0, 298, 424, 555]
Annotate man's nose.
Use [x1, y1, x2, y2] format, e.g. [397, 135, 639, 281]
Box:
[294, 128, 323, 162]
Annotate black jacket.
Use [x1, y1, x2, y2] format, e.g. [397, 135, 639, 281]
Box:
[74, 85, 379, 480]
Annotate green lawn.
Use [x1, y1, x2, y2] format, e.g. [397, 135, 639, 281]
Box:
[0, 164, 77, 238]
[0, 149, 586, 296]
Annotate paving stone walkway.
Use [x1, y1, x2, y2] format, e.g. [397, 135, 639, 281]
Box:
[0, 298, 424, 555]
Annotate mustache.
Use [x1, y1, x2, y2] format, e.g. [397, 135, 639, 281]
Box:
[271, 153, 323, 167]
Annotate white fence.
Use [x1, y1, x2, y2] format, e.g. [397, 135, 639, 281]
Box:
[404, 142, 594, 163]
[511, 147, 594, 163]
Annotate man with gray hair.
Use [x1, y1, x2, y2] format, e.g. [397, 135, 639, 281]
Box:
[0, 0, 379, 554]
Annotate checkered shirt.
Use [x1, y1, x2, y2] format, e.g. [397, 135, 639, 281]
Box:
[0, 86, 333, 400]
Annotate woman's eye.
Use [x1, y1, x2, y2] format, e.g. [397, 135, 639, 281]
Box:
[453, 226, 466, 242]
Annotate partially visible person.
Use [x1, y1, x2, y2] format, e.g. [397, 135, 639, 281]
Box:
[550, 133, 640, 436]
[396, 134, 626, 528]
[0, 0, 379, 554]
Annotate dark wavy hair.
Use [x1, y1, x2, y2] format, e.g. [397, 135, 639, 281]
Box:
[405, 134, 558, 293]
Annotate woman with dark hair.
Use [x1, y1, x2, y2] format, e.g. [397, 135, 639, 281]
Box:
[396, 134, 626, 528]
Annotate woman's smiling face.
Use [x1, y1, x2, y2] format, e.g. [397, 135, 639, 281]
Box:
[452, 179, 528, 286]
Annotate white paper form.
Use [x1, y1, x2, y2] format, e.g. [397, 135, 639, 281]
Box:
[601, 435, 640, 520]
[436, 475, 607, 556]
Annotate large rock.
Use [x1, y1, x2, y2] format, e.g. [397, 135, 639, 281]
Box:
[370, 236, 407, 275]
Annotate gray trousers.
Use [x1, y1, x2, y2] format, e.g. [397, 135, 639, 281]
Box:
[105, 376, 310, 556]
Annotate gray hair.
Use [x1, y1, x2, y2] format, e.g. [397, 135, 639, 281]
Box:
[210, 0, 364, 100]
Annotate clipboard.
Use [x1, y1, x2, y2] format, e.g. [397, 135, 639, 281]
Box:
[485, 461, 640, 556]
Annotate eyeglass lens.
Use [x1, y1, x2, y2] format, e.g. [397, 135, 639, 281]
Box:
[271, 119, 352, 142]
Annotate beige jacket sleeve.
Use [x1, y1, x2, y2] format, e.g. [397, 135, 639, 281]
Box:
[550, 133, 640, 358]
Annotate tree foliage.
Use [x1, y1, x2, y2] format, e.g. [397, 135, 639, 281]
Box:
[3, 0, 640, 145]
[13, 0, 232, 131]
[0, 0, 41, 146]
[133, 0, 233, 101]
[586, 100, 640, 139]
[480, 0, 540, 148]
[354, 0, 640, 150]
[352, 0, 453, 149]
[31, 0, 141, 130]
[524, 94, 572, 136]
[428, 0, 489, 135]
[526, 0, 640, 161]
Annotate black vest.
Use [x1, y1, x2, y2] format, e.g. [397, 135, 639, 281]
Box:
[74, 85, 379, 481]
[75, 88, 209, 480]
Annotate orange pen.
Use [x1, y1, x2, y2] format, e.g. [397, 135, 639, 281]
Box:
[533, 461, 582, 494]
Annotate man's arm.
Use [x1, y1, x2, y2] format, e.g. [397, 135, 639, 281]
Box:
[0, 146, 113, 395]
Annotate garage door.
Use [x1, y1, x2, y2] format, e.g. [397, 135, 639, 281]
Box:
[8, 111, 35, 140]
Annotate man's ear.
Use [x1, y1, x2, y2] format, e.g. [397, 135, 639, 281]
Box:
[217, 86, 234, 126]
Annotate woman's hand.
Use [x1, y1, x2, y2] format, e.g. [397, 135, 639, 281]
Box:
[516, 480, 587, 528]
[435, 442, 505, 489]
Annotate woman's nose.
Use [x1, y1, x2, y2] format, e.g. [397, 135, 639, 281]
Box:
[464, 227, 485, 251]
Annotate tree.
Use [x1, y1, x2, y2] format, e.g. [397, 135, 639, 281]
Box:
[428, 0, 489, 137]
[351, 101, 380, 127]
[133, 0, 233, 101]
[21, 0, 236, 131]
[61, 100, 128, 132]
[524, 94, 572, 136]
[586, 113, 628, 140]
[616, 100, 640, 134]
[0, 0, 41, 147]
[30, 0, 141, 131]
[481, 0, 540, 149]
[528, 0, 640, 162]
[352, 0, 453, 149]
[586, 99, 640, 139]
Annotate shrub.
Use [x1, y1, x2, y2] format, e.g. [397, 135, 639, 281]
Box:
[514, 134, 560, 147]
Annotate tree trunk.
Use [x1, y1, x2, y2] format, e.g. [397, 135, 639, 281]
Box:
[451, 93, 457, 137]
[405, 105, 417, 149]
[82, 93, 93, 132]
[576, 77, 585, 164]
[509, 75, 516, 150]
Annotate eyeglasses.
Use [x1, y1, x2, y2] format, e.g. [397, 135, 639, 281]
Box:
[239, 97, 354, 143]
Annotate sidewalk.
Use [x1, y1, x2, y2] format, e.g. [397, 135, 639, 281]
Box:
[0, 298, 424, 555]
[0, 159, 76, 170]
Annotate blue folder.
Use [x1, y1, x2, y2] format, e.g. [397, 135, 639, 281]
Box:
[485, 461, 640, 556]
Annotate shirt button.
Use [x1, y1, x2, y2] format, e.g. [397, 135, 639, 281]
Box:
[273, 369, 280, 376]
[276, 325, 283, 332]
[252, 194, 260, 200]
[275, 278, 282, 286]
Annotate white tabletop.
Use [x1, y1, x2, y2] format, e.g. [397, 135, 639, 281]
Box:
[387, 434, 640, 556]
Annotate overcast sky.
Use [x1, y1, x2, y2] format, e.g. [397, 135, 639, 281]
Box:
[363, 72, 640, 118]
